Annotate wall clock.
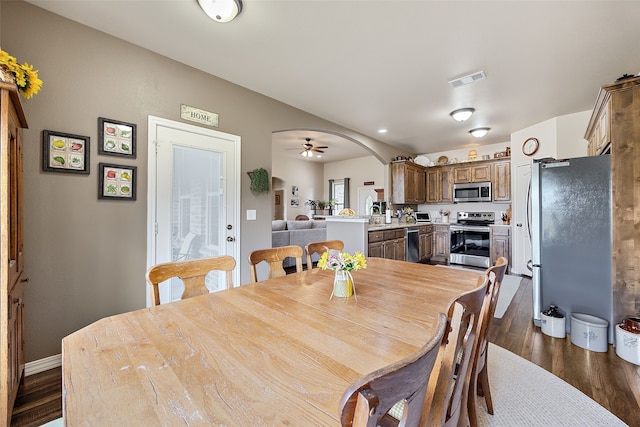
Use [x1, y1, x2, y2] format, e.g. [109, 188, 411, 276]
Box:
[522, 137, 539, 156]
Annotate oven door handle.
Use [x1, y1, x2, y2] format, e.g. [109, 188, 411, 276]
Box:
[450, 225, 490, 233]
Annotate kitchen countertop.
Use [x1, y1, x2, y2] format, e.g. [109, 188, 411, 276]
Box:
[368, 222, 434, 231]
[367, 222, 510, 231]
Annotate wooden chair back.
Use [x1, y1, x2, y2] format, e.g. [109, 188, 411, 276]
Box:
[425, 274, 489, 427]
[468, 257, 508, 426]
[304, 240, 345, 270]
[146, 255, 236, 306]
[339, 313, 448, 427]
[248, 245, 303, 283]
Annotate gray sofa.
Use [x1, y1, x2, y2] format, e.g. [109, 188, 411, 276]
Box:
[272, 220, 327, 267]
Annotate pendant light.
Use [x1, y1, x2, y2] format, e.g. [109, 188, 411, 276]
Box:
[197, 0, 243, 23]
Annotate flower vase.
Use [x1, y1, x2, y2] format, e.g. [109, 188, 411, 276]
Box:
[332, 270, 353, 298]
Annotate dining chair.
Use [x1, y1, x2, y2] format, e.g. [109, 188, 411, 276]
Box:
[467, 257, 509, 427]
[339, 313, 448, 427]
[424, 274, 489, 427]
[248, 245, 303, 283]
[304, 239, 345, 270]
[146, 255, 236, 306]
[295, 214, 310, 220]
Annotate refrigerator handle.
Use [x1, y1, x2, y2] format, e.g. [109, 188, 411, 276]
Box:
[532, 265, 542, 326]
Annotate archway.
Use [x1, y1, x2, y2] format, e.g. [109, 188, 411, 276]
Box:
[271, 129, 388, 220]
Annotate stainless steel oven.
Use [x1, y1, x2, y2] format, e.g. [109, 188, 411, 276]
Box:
[449, 211, 494, 268]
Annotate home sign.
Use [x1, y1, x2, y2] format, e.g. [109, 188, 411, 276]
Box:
[180, 104, 219, 127]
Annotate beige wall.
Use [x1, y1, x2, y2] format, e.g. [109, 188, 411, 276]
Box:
[271, 156, 324, 220]
[1, 1, 405, 361]
[323, 156, 386, 208]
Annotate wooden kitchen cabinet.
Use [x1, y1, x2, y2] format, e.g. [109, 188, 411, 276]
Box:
[431, 224, 450, 264]
[586, 96, 611, 156]
[367, 230, 385, 258]
[382, 229, 406, 261]
[454, 164, 492, 183]
[418, 225, 433, 262]
[426, 166, 453, 204]
[1, 83, 28, 425]
[490, 226, 511, 271]
[391, 161, 426, 204]
[492, 160, 511, 202]
[585, 76, 640, 327]
[367, 228, 406, 261]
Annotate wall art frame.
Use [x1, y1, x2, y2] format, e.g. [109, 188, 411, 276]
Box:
[98, 162, 137, 201]
[42, 129, 90, 174]
[98, 117, 137, 158]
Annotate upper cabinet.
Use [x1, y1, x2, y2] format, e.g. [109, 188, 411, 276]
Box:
[585, 91, 612, 156]
[585, 76, 640, 328]
[425, 166, 453, 204]
[391, 161, 426, 204]
[492, 160, 511, 202]
[454, 164, 492, 183]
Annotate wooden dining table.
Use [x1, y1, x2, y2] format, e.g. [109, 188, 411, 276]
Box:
[62, 258, 481, 426]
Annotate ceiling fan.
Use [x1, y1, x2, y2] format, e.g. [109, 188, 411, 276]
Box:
[290, 138, 328, 157]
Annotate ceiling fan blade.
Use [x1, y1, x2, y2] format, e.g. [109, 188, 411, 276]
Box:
[315, 145, 329, 149]
[312, 149, 325, 153]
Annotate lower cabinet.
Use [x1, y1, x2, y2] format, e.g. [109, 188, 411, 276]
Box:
[368, 228, 406, 261]
[490, 226, 511, 270]
[418, 225, 433, 262]
[431, 225, 450, 264]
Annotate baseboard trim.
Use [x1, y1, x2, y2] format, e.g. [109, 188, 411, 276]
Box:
[25, 354, 62, 376]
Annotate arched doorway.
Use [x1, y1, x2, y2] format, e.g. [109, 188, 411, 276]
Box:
[271, 129, 388, 220]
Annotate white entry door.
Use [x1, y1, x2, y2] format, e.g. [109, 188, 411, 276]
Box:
[147, 116, 240, 305]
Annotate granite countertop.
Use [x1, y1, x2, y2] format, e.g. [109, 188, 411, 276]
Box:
[367, 222, 509, 231]
[368, 222, 434, 231]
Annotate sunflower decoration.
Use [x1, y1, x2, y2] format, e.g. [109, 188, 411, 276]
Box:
[0, 49, 43, 99]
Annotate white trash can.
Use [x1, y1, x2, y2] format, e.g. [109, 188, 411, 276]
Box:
[615, 325, 640, 365]
[570, 313, 609, 352]
[541, 305, 566, 338]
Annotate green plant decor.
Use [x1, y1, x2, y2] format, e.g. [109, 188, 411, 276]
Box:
[248, 168, 270, 193]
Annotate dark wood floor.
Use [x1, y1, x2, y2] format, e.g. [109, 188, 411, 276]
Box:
[10, 276, 640, 426]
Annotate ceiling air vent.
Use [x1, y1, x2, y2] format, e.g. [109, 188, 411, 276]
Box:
[448, 70, 487, 88]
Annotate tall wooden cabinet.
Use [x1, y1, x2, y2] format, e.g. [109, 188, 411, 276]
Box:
[391, 161, 426, 204]
[585, 76, 640, 327]
[1, 83, 28, 424]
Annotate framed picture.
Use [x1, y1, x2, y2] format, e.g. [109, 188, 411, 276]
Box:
[98, 163, 137, 200]
[42, 130, 90, 174]
[275, 194, 281, 205]
[291, 185, 298, 197]
[290, 198, 299, 207]
[98, 117, 136, 158]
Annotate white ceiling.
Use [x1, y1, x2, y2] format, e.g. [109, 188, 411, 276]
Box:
[26, 0, 640, 163]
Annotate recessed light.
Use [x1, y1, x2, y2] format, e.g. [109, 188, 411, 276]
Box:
[450, 108, 475, 122]
[469, 127, 490, 138]
[378, 129, 388, 134]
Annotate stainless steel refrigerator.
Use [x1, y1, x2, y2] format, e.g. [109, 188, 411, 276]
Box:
[530, 155, 613, 343]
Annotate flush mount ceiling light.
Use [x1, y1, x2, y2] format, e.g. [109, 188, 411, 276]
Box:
[469, 127, 490, 138]
[197, 0, 243, 23]
[450, 108, 475, 122]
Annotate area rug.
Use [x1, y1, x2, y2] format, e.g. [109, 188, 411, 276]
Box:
[492, 275, 520, 319]
[434, 264, 520, 318]
[478, 344, 627, 426]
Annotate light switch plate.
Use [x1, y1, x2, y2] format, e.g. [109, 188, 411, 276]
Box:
[247, 209, 256, 220]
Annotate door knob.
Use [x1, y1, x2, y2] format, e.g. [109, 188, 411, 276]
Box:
[226, 236, 235, 242]
[516, 223, 522, 227]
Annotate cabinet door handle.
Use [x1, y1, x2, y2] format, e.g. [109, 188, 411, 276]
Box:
[20, 277, 29, 283]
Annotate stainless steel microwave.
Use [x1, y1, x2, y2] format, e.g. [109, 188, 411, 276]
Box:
[453, 182, 492, 203]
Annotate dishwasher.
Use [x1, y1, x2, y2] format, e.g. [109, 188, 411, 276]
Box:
[406, 227, 420, 262]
